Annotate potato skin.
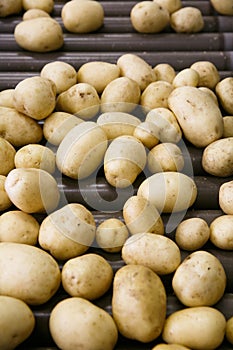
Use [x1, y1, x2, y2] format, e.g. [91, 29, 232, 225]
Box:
[219, 180, 233, 214]
[0, 0, 22, 17]
[210, 214, 233, 250]
[0, 137, 16, 176]
[215, 77, 233, 114]
[0, 175, 12, 211]
[170, 7, 204, 33]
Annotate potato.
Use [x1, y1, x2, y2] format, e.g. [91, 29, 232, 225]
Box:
[0, 210, 39, 245]
[223, 116, 233, 137]
[172, 68, 199, 88]
[133, 121, 160, 149]
[0, 89, 14, 108]
[210, 0, 233, 15]
[153, 63, 176, 84]
[130, 1, 170, 33]
[23, 8, 50, 20]
[202, 137, 233, 177]
[0, 295, 35, 350]
[152, 344, 191, 350]
[117, 53, 157, 91]
[137, 172, 197, 213]
[219, 180, 233, 214]
[0, 137, 15, 176]
[146, 107, 182, 143]
[0, 175, 12, 211]
[61, 0, 104, 33]
[49, 297, 118, 350]
[153, 0, 182, 14]
[122, 232, 181, 275]
[0, 0, 22, 17]
[56, 121, 108, 179]
[190, 61, 220, 89]
[38, 203, 96, 260]
[0, 107, 43, 147]
[100, 77, 141, 113]
[43, 111, 84, 146]
[77, 61, 120, 94]
[62, 253, 113, 299]
[56, 83, 100, 120]
[170, 7, 204, 33]
[22, 0, 54, 13]
[96, 218, 129, 252]
[123, 195, 164, 235]
[112, 264, 166, 342]
[104, 135, 147, 188]
[147, 142, 184, 173]
[172, 250, 226, 306]
[0, 242, 61, 305]
[168, 86, 223, 147]
[209, 215, 233, 250]
[162, 306, 226, 349]
[14, 17, 63, 52]
[175, 217, 210, 251]
[141, 81, 173, 111]
[226, 316, 233, 345]
[198, 86, 219, 105]
[41, 61, 77, 94]
[215, 77, 233, 114]
[13, 76, 56, 120]
[5, 168, 60, 213]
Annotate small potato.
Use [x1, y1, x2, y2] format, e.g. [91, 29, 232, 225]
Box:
[152, 344, 191, 350]
[38, 203, 96, 260]
[0, 137, 16, 176]
[56, 83, 100, 120]
[49, 297, 118, 350]
[43, 111, 84, 146]
[130, 1, 170, 33]
[0, 242, 61, 305]
[61, 0, 104, 33]
[147, 143, 184, 173]
[22, 0, 54, 13]
[5, 168, 60, 213]
[137, 172, 197, 213]
[0, 295, 35, 350]
[101, 77, 141, 113]
[112, 264, 166, 342]
[104, 135, 147, 188]
[141, 81, 173, 111]
[190, 61, 220, 89]
[0, 175, 12, 211]
[210, 0, 233, 15]
[96, 218, 129, 252]
[162, 306, 226, 350]
[210, 215, 233, 250]
[219, 180, 233, 214]
[172, 250, 226, 306]
[0, 107, 43, 147]
[175, 217, 210, 251]
[223, 116, 233, 137]
[215, 77, 233, 114]
[153, 0, 182, 14]
[202, 137, 233, 177]
[122, 232, 181, 275]
[172, 68, 199, 88]
[77, 61, 120, 94]
[0, 0, 22, 17]
[0, 89, 14, 108]
[117, 53, 157, 91]
[170, 7, 204, 33]
[23, 8, 50, 20]
[153, 63, 176, 84]
[13, 76, 56, 120]
[198, 86, 219, 105]
[41, 61, 77, 94]
[14, 17, 63, 52]
[62, 253, 113, 299]
[133, 121, 160, 149]
[226, 316, 233, 345]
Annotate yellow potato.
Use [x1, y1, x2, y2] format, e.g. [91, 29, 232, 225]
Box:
[0, 137, 16, 176]
[172, 68, 199, 88]
[0, 175, 12, 211]
[190, 61, 220, 89]
[0, 0, 22, 17]
[96, 218, 129, 252]
[23, 8, 50, 20]
[153, 0, 182, 14]
[152, 344, 191, 350]
[210, 0, 233, 15]
[226, 316, 233, 344]
[0, 242, 61, 305]
[170, 7, 204, 33]
[219, 180, 233, 214]
[153, 63, 176, 83]
[141, 81, 173, 111]
[133, 121, 160, 149]
[0, 89, 14, 108]
[215, 77, 233, 114]
[210, 214, 233, 250]
[223, 116, 233, 137]
[22, 0, 54, 13]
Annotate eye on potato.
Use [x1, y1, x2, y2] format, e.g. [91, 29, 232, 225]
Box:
[96, 218, 129, 252]
[170, 7, 204, 33]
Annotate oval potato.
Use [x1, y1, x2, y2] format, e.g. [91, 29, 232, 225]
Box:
[141, 81, 173, 111]
[210, 214, 233, 250]
[170, 7, 204, 33]
[153, 63, 176, 84]
[215, 77, 233, 114]
[190, 61, 220, 89]
[219, 180, 233, 214]
[0, 0, 22, 17]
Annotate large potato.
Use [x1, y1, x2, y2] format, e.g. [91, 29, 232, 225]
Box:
[172, 250, 226, 306]
[0, 242, 61, 305]
[0, 0, 22, 17]
[162, 306, 226, 349]
[168, 86, 223, 147]
[137, 172, 197, 213]
[49, 297, 118, 350]
[210, 214, 233, 250]
[0, 295, 35, 350]
[0, 137, 15, 176]
[141, 81, 173, 111]
[190, 61, 220, 89]
[215, 77, 233, 114]
[219, 180, 233, 214]
[170, 7, 204, 33]
[112, 264, 166, 342]
[0, 175, 12, 211]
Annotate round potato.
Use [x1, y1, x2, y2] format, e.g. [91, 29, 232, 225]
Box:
[22, 0, 54, 13]
[170, 7, 204, 33]
[50, 297, 118, 350]
[190, 61, 220, 89]
[112, 264, 166, 342]
[223, 116, 233, 137]
[61, 0, 104, 33]
[13, 76, 56, 120]
[14, 17, 63, 52]
[226, 316, 233, 345]
[0, 0, 22, 17]
[175, 217, 210, 251]
[0, 137, 16, 176]
[0, 175, 12, 211]
[209, 214, 233, 250]
[162, 306, 226, 350]
[0, 89, 14, 108]
[0, 210, 39, 245]
[123, 195, 164, 235]
[219, 180, 233, 214]
[122, 232, 181, 275]
[38, 203, 96, 260]
[210, 0, 233, 15]
[0, 242, 61, 305]
[0, 107, 43, 147]
[5, 168, 60, 213]
[23, 8, 50, 20]
[172, 250, 226, 306]
[56, 121, 108, 179]
[141, 81, 173, 111]
[62, 253, 113, 299]
[137, 172, 197, 213]
[96, 218, 129, 252]
[153, 0, 182, 14]
[152, 344, 191, 350]
[130, 1, 170, 33]
[172, 68, 199, 88]
[153, 63, 176, 84]
[41, 61, 77, 94]
[215, 77, 233, 114]
[0, 295, 35, 350]
[77, 61, 120, 94]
